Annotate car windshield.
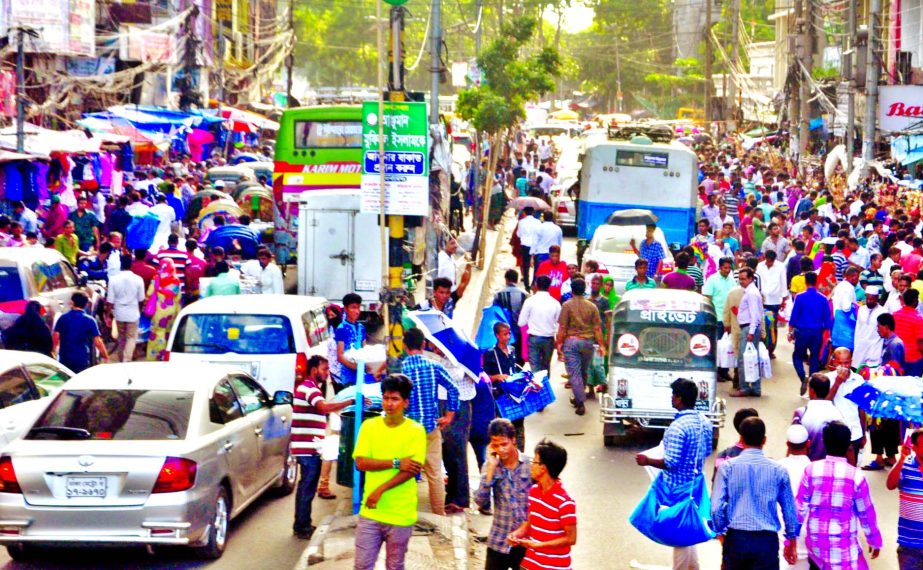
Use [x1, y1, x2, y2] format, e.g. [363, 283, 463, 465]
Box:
[27, 390, 193, 440]
[593, 230, 639, 254]
[172, 314, 295, 355]
[0, 266, 24, 303]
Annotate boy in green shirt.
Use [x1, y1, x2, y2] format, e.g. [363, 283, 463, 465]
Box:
[353, 374, 427, 569]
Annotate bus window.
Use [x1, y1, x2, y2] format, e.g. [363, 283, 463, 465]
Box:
[294, 121, 362, 149]
[616, 150, 669, 169]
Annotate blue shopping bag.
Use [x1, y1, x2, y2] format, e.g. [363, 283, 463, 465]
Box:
[831, 306, 857, 352]
[629, 471, 716, 547]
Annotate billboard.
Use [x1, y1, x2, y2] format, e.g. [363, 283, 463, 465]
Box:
[879, 85, 923, 133]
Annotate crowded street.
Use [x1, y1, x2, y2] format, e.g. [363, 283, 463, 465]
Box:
[6, 0, 923, 569]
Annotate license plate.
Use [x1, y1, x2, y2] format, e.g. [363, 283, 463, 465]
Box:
[614, 398, 632, 409]
[66, 476, 107, 498]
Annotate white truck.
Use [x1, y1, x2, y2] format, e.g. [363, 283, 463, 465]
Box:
[294, 190, 383, 313]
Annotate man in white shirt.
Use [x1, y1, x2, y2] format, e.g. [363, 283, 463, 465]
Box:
[517, 208, 542, 290]
[106, 254, 145, 362]
[518, 275, 560, 375]
[832, 267, 859, 313]
[756, 250, 787, 357]
[437, 238, 461, 291]
[149, 194, 176, 252]
[793, 374, 845, 461]
[777, 425, 811, 570]
[826, 347, 868, 457]
[531, 214, 563, 267]
[853, 287, 885, 368]
[242, 247, 285, 294]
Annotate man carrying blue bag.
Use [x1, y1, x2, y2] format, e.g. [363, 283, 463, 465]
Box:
[633, 378, 714, 570]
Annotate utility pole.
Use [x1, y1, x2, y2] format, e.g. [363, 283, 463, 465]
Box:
[704, 0, 712, 122]
[863, 0, 881, 161]
[729, 0, 741, 126]
[614, 35, 622, 113]
[285, 0, 294, 107]
[799, 0, 812, 157]
[15, 27, 25, 153]
[472, 0, 482, 210]
[790, 0, 803, 155]
[845, 0, 857, 171]
[430, 0, 442, 125]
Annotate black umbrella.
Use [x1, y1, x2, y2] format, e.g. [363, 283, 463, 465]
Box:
[606, 209, 659, 226]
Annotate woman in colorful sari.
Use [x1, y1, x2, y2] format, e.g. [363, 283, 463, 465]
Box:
[146, 258, 182, 361]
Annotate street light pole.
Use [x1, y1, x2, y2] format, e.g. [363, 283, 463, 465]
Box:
[15, 27, 25, 153]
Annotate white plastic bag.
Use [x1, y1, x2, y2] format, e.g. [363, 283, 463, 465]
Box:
[757, 341, 773, 379]
[743, 343, 760, 384]
[716, 333, 736, 368]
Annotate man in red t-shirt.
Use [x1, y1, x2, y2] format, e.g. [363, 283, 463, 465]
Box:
[509, 439, 577, 570]
[534, 245, 569, 301]
[893, 289, 923, 376]
[900, 238, 923, 277]
[291, 355, 357, 539]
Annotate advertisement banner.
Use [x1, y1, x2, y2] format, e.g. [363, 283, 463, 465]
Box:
[10, 0, 70, 54]
[69, 0, 96, 57]
[360, 101, 430, 217]
[879, 85, 923, 133]
[66, 56, 116, 77]
[120, 26, 175, 64]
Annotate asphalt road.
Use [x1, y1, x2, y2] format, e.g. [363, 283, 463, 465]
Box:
[503, 236, 901, 569]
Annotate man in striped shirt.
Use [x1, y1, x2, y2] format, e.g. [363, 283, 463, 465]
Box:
[509, 439, 577, 570]
[155, 234, 187, 292]
[887, 428, 923, 569]
[291, 355, 357, 539]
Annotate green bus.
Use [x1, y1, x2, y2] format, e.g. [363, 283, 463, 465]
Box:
[273, 105, 363, 236]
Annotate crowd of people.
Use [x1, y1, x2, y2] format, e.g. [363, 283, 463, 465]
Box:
[291, 127, 923, 570]
[0, 148, 285, 369]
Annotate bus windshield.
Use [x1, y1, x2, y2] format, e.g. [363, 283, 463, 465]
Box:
[294, 121, 362, 149]
[274, 106, 364, 237]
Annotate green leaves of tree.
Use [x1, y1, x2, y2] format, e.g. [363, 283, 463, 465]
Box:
[455, 16, 561, 134]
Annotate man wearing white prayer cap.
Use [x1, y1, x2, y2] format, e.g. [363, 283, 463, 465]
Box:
[853, 286, 886, 369]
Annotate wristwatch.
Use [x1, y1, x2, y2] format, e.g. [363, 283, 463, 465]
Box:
[392, 458, 400, 470]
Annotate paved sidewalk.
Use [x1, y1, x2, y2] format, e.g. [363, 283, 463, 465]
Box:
[297, 482, 468, 569]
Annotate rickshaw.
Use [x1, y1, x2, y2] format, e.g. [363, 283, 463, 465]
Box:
[599, 288, 725, 448]
[184, 189, 234, 224]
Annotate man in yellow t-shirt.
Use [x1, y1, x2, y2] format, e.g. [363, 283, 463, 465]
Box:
[353, 374, 427, 570]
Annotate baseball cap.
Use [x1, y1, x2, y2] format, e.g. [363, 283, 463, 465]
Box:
[214, 180, 226, 189]
[864, 224, 874, 232]
[787, 424, 809, 445]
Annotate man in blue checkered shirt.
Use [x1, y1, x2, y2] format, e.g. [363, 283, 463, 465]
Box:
[630, 224, 666, 278]
[401, 327, 459, 516]
[636, 378, 713, 569]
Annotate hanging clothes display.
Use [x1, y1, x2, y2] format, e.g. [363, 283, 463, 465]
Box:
[2, 162, 24, 202]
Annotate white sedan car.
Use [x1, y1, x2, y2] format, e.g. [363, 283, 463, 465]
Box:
[0, 351, 73, 451]
[584, 225, 673, 293]
[0, 362, 295, 561]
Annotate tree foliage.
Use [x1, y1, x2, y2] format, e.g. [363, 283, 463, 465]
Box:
[455, 16, 560, 134]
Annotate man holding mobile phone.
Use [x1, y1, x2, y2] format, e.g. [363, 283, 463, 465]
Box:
[473, 419, 533, 569]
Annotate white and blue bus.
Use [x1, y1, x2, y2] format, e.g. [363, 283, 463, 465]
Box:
[576, 131, 698, 245]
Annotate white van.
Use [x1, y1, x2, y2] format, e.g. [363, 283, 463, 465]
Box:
[165, 294, 330, 395]
[294, 190, 383, 313]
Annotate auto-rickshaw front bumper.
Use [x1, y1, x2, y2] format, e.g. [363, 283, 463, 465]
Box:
[598, 393, 726, 429]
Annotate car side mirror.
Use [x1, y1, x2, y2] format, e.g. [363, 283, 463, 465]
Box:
[78, 272, 88, 287]
[272, 390, 293, 406]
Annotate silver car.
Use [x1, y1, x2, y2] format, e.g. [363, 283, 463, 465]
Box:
[0, 362, 296, 561]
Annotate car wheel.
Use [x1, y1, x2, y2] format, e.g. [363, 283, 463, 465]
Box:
[6, 543, 34, 561]
[195, 487, 230, 560]
[275, 452, 297, 496]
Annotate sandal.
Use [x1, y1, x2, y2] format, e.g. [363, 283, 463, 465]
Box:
[861, 461, 884, 471]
